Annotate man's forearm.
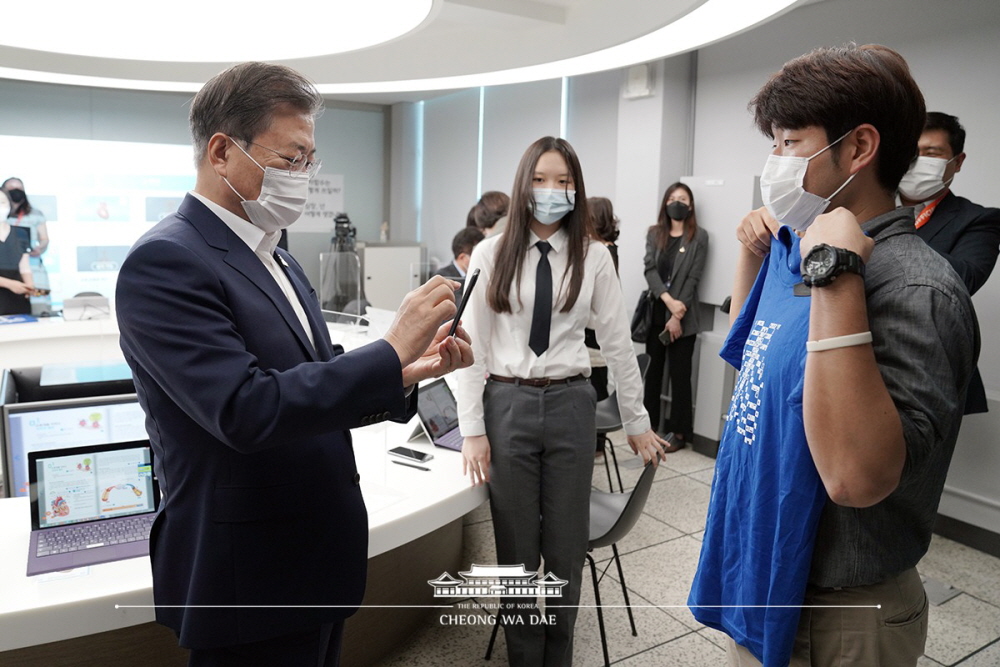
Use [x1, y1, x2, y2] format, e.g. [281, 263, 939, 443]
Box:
[803, 274, 905, 507]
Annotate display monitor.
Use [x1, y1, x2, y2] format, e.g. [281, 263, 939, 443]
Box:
[2, 394, 147, 498]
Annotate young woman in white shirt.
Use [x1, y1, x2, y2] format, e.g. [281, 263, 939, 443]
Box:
[457, 136, 666, 666]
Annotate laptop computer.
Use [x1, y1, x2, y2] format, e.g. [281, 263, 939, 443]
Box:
[411, 378, 463, 451]
[26, 440, 159, 576]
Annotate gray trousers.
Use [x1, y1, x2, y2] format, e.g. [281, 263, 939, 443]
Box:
[485, 377, 596, 667]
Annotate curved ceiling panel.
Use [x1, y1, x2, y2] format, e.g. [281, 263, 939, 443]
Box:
[0, 0, 804, 101]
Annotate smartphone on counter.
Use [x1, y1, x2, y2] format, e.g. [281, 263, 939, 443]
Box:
[388, 446, 434, 464]
[448, 268, 480, 337]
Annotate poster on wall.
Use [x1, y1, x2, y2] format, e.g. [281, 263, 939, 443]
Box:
[1, 135, 196, 310]
[295, 173, 345, 233]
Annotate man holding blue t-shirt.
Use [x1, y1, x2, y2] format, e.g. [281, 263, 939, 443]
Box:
[689, 45, 978, 666]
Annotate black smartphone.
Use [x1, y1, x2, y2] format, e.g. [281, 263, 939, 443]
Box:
[388, 446, 434, 463]
[448, 268, 480, 337]
[31, 288, 51, 296]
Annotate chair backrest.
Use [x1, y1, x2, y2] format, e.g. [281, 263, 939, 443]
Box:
[590, 462, 657, 548]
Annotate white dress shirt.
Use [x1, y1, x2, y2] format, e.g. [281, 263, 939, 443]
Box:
[456, 227, 651, 437]
[190, 191, 315, 350]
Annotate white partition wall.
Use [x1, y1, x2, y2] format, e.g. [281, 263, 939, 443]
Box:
[481, 79, 563, 194]
[420, 89, 481, 269]
[564, 69, 621, 202]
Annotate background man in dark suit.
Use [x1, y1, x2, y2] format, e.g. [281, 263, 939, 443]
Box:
[899, 111, 1000, 413]
[115, 62, 472, 666]
[433, 226, 484, 300]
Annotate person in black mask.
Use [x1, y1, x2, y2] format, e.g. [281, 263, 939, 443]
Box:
[641, 182, 709, 450]
[2, 177, 50, 315]
[0, 189, 35, 315]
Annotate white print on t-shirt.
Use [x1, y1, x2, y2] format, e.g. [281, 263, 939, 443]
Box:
[728, 320, 782, 446]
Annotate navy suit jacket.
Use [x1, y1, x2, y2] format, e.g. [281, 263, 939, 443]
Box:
[916, 191, 1000, 414]
[116, 195, 413, 649]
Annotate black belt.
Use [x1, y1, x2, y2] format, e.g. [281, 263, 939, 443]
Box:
[489, 374, 587, 388]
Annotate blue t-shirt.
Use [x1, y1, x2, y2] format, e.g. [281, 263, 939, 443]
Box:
[688, 227, 829, 665]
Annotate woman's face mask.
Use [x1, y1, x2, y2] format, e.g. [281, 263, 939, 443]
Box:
[533, 188, 576, 225]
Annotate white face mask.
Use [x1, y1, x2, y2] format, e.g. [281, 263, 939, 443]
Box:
[223, 141, 314, 233]
[759, 130, 855, 232]
[533, 188, 575, 225]
[898, 156, 955, 202]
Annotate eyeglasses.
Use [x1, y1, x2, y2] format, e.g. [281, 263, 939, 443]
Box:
[247, 141, 321, 176]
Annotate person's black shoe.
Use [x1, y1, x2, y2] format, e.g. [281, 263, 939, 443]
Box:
[662, 432, 683, 454]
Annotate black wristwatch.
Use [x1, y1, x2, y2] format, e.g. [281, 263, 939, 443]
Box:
[800, 243, 865, 288]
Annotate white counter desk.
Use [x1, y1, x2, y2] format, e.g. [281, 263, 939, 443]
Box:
[0, 316, 124, 369]
[0, 319, 487, 664]
[0, 419, 485, 661]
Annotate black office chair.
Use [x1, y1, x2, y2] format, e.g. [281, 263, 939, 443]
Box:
[597, 353, 651, 493]
[586, 460, 657, 667]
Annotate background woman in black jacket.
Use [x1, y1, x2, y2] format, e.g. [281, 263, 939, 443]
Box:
[643, 182, 709, 450]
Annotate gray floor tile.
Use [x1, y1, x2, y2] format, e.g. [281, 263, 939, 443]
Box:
[955, 639, 1000, 665]
[642, 475, 712, 536]
[574, 573, 691, 665]
[924, 593, 1000, 665]
[659, 447, 717, 475]
[688, 467, 715, 487]
[616, 631, 726, 666]
[463, 498, 492, 525]
[698, 626, 728, 650]
[375, 604, 505, 666]
[918, 534, 1000, 607]
[615, 536, 706, 631]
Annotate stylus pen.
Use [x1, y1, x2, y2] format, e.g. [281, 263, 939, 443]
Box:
[392, 459, 430, 472]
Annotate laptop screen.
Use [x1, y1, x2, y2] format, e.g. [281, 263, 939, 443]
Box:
[29, 441, 157, 530]
[418, 379, 460, 439]
[3, 394, 147, 498]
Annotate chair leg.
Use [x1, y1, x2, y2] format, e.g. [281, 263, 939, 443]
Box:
[600, 435, 614, 491]
[606, 437, 624, 493]
[611, 543, 637, 637]
[587, 552, 611, 667]
[484, 605, 501, 660]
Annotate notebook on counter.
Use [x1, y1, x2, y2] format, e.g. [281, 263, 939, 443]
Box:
[411, 378, 463, 451]
[26, 440, 159, 576]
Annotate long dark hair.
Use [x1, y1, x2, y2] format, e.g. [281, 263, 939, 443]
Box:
[487, 137, 591, 314]
[588, 197, 619, 243]
[2, 177, 32, 216]
[653, 182, 697, 249]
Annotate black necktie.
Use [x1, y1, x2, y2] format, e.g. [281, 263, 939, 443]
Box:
[529, 241, 552, 356]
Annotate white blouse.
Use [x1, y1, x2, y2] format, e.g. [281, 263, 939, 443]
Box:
[456, 227, 651, 437]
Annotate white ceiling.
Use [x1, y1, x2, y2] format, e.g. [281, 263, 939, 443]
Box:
[0, 0, 811, 104]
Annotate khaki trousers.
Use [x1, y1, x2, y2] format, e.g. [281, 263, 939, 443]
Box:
[726, 567, 928, 666]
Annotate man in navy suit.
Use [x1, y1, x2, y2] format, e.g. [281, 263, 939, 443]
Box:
[116, 62, 472, 666]
[899, 112, 1000, 413]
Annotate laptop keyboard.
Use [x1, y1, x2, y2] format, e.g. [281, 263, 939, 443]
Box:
[36, 514, 156, 557]
[435, 428, 464, 450]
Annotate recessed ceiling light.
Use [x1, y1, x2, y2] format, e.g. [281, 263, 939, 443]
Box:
[0, 0, 433, 62]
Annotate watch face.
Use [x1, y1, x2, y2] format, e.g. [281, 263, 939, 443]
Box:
[804, 246, 836, 276]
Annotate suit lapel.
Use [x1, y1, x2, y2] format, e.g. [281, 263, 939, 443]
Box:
[278, 249, 336, 361]
[179, 196, 322, 362]
[916, 191, 959, 245]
